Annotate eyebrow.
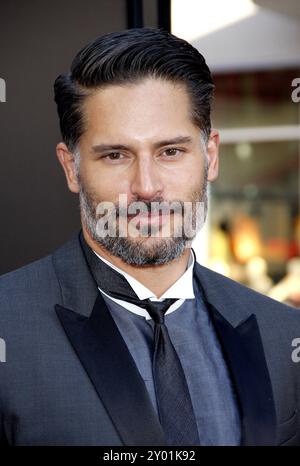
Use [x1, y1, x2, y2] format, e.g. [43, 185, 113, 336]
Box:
[91, 136, 193, 154]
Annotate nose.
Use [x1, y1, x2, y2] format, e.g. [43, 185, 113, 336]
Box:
[130, 156, 164, 200]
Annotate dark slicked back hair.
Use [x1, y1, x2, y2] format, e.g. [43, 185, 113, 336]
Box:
[54, 28, 214, 152]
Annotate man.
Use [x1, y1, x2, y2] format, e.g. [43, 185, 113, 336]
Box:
[0, 28, 299, 446]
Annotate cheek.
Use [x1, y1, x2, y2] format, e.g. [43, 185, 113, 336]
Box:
[172, 164, 203, 193]
[82, 163, 131, 201]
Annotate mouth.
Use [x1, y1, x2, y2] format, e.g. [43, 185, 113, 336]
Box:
[127, 211, 172, 226]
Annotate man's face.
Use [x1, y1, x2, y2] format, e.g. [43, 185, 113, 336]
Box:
[59, 78, 219, 265]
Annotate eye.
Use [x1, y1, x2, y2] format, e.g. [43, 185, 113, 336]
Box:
[102, 152, 124, 161]
[163, 148, 183, 158]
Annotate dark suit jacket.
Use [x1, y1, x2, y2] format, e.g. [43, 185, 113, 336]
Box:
[0, 231, 300, 445]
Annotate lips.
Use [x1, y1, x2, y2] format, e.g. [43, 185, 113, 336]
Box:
[127, 211, 172, 227]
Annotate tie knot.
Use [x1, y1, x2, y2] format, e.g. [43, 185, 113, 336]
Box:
[143, 298, 177, 323]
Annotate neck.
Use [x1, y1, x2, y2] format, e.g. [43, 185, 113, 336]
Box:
[81, 226, 191, 298]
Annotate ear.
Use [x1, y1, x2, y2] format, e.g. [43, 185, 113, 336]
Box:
[206, 129, 220, 182]
[56, 142, 80, 193]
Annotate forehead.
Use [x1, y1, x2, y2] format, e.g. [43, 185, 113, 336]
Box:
[81, 78, 197, 144]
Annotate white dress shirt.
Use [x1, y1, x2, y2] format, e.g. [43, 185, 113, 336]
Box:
[93, 248, 196, 320]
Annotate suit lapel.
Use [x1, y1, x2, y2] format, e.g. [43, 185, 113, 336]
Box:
[53, 231, 166, 446]
[194, 263, 277, 445]
[55, 293, 166, 446]
[208, 304, 277, 445]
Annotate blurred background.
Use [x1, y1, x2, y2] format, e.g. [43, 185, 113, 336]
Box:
[0, 0, 299, 306]
[173, 0, 300, 307]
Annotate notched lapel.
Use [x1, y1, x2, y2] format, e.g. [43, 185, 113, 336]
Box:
[208, 304, 277, 445]
[55, 293, 166, 446]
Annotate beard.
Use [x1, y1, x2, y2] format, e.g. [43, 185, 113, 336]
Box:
[78, 163, 208, 266]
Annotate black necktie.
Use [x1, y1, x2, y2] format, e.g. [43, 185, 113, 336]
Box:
[79, 231, 200, 446]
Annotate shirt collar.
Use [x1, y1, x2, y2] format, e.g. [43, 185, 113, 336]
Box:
[92, 248, 196, 301]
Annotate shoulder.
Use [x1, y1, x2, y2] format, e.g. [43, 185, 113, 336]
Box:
[0, 253, 55, 294]
[0, 231, 80, 297]
[194, 261, 300, 324]
[0, 231, 81, 318]
[0, 253, 61, 320]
